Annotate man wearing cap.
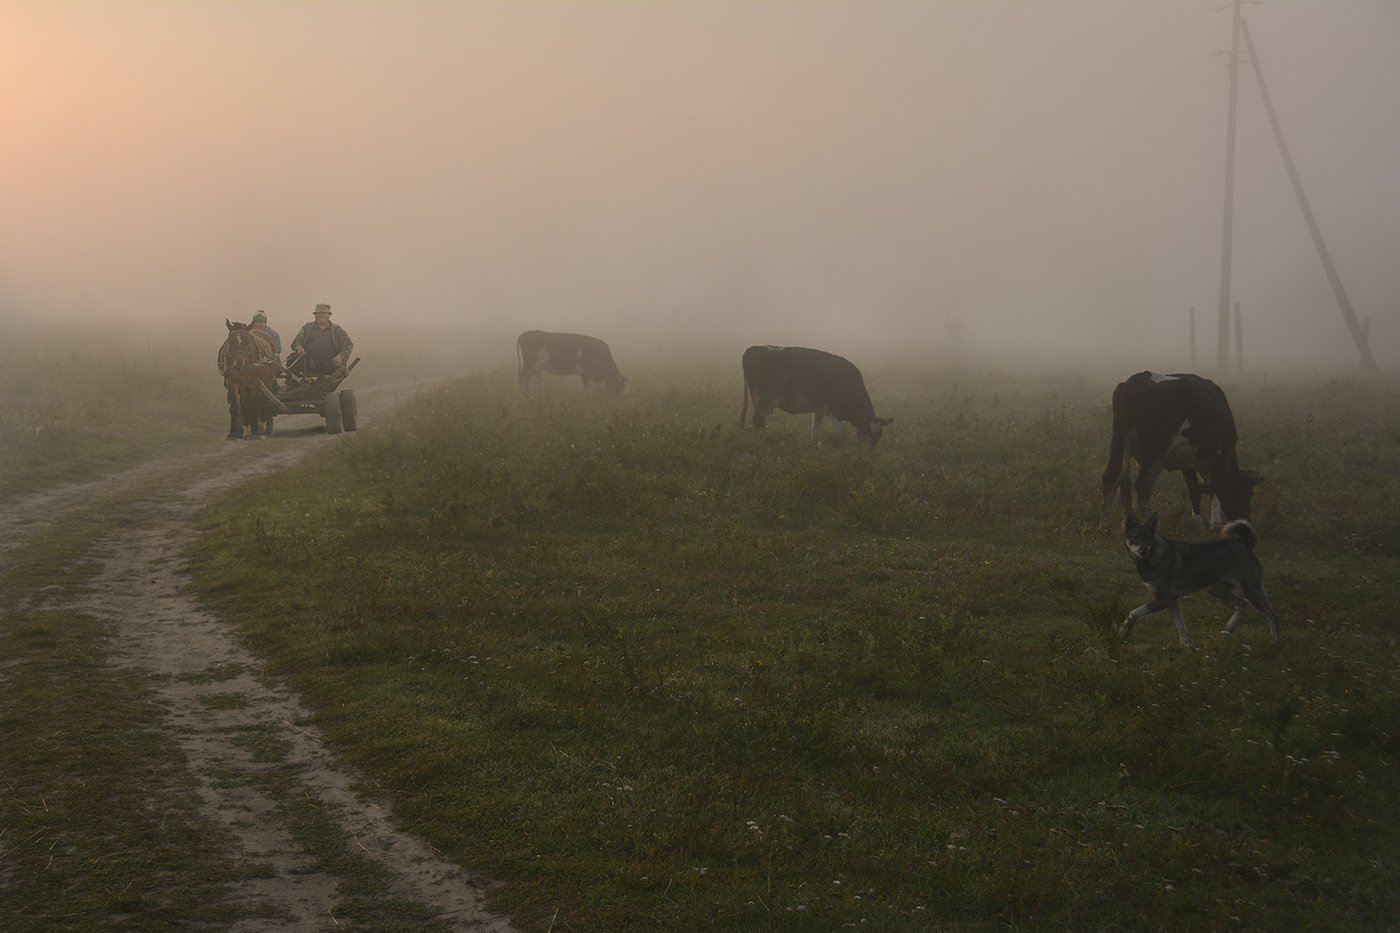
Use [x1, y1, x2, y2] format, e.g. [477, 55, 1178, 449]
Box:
[289, 302, 353, 377]
[250, 310, 281, 356]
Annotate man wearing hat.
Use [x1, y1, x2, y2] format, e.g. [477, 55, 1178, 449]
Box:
[250, 310, 281, 356]
[288, 302, 354, 377]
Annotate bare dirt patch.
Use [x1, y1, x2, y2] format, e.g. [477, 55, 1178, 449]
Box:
[4, 385, 517, 931]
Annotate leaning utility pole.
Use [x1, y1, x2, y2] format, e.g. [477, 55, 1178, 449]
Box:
[1216, 0, 1242, 372]
[1240, 18, 1379, 375]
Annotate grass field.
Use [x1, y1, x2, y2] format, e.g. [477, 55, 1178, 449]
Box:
[0, 326, 227, 498]
[190, 361, 1398, 930]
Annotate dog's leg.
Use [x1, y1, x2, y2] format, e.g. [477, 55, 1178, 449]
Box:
[1208, 583, 1250, 634]
[1121, 595, 1174, 641]
[1241, 581, 1282, 645]
[1221, 604, 1246, 634]
[1169, 599, 1192, 646]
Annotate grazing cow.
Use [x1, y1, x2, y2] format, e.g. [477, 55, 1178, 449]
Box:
[517, 330, 626, 393]
[739, 345, 892, 446]
[1100, 371, 1262, 529]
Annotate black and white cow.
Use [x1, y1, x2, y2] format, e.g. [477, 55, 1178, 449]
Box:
[516, 330, 626, 393]
[739, 345, 892, 446]
[1100, 370, 1263, 529]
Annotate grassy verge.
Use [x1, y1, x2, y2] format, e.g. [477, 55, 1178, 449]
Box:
[0, 496, 249, 930]
[194, 365, 1400, 930]
[0, 327, 226, 499]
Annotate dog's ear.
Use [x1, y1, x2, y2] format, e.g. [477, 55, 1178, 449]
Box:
[1145, 512, 1159, 534]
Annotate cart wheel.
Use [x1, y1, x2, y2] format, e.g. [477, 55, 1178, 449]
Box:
[339, 389, 358, 432]
[323, 393, 344, 435]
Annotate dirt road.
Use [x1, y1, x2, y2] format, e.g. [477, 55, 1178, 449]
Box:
[0, 385, 517, 931]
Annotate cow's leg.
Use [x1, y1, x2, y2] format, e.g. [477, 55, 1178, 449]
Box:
[750, 395, 770, 432]
[1100, 419, 1129, 529]
[1182, 470, 1206, 527]
[1200, 465, 1227, 529]
[810, 411, 824, 442]
[1133, 464, 1162, 520]
[1100, 466, 1123, 530]
[1121, 593, 1174, 641]
[520, 350, 548, 389]
[1103, 457, 1135, 530]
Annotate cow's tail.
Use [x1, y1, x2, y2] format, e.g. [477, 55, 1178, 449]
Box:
[1221, 519, 1257, 549]
[739, 369, 750, 429]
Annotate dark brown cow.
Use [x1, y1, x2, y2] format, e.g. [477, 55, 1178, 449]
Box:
[517, 330, 625, 393]
[739, 345, 892, 446]
[1100, 371, 1262, 529]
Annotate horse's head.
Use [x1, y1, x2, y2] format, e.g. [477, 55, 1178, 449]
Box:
[222, 324, 272, 380]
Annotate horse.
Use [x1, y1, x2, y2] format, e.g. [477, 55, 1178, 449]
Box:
[219, 320, 278, 440]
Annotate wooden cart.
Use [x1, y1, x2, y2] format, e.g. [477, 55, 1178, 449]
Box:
[258, 357, 361, 435]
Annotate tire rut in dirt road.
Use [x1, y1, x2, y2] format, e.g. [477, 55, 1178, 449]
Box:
[8, 383, 518, 931]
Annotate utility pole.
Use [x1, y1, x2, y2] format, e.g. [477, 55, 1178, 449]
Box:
[1216, 0, 1242, 372]
[1240, 18, 1380, 375]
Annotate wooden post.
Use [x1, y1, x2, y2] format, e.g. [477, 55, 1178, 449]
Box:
[1240, 18, 1379, 376]
[1234, 301, 1243, 371]
[1217, 0, 1242, 372]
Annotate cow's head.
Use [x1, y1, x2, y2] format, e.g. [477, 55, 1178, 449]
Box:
[606, 373, 627, 393]
[860, 416, 894, 447]
[1206, 468, 1264, 520]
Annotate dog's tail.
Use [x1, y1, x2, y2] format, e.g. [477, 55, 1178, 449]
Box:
[1222, 519, 1257, 549]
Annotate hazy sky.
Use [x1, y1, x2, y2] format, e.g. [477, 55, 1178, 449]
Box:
[3, 1, 1398, 370]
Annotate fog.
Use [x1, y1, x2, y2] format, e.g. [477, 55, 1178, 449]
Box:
[3, 1, 1398, 373]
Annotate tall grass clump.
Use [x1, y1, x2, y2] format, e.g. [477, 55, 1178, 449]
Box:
[196, 364, 1400, 931]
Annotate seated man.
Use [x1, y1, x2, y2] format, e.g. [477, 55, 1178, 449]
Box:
[250, 310, 281, 356]
[287, 302, 353, 377]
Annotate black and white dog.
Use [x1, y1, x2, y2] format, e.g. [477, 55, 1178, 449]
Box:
[1120, 511, 1281, 646]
